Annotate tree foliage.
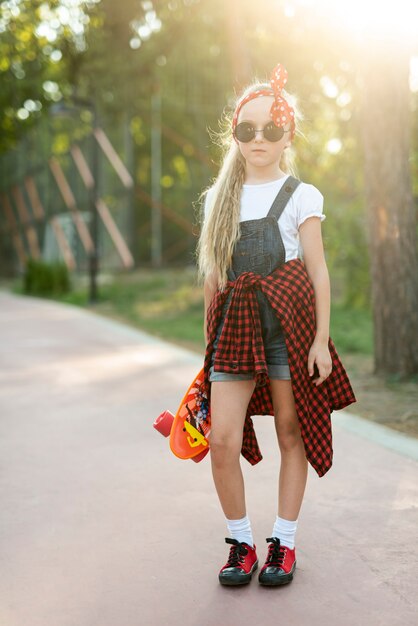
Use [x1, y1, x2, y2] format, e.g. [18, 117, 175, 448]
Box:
[0, 1, 98, 150]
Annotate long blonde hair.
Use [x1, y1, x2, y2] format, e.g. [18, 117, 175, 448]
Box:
[196, 79, 304, 291]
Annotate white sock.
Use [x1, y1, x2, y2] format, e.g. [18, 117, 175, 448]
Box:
[226, 514, 254, 547]
[272, 515, 298, 549]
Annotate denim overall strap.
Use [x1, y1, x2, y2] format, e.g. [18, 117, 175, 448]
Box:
[267, 175, 302, 222]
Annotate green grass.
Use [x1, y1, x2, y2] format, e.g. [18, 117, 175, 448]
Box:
[59, 268, 206, 352]
[8, 268, 373, 356]
[330, 303, 373, 355]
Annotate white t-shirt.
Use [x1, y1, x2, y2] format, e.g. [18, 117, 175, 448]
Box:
[203, 174, 325, 262]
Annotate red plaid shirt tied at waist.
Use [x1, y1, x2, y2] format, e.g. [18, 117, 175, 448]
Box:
[202, 259, 356, 478]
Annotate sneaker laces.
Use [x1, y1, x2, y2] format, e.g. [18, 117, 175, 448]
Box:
[224, 538, 249, 568]
[265, 537, 286, 567]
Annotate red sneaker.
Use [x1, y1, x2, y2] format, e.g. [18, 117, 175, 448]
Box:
[218, 538, 258, 586]
[258, 537, 296, 586]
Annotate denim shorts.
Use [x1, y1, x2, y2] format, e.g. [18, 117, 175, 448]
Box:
[209, 290, 291, 382]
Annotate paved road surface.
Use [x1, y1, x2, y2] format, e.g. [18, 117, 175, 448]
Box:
[0, 292, 417, 626]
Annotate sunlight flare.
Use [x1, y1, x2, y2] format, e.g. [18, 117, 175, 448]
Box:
[293, 0, 418, 40]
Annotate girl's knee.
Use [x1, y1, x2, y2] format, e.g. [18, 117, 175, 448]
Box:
[209, 433, 242, 465]
[275, 413, 302, 451]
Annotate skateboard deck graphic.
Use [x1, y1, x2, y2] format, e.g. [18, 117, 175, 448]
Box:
[153, 368, 211, 462]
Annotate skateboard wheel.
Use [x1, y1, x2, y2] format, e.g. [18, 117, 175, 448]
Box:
[192, 447, 210, 463]
[153, 410, 174, 437]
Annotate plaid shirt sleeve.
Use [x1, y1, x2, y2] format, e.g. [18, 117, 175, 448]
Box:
[203, 259, 356, 477]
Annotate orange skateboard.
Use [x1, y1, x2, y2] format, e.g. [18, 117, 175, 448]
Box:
[153, 368, 211, 462]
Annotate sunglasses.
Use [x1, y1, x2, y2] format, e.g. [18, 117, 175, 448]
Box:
[233, 121, 289, 143]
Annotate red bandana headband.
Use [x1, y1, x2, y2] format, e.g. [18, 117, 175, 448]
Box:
[232, 63, 296, 142]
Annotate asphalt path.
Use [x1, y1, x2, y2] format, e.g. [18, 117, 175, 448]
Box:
[0, 291, 417, 626]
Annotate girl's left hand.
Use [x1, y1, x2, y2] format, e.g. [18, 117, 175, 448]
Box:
[308, 341, 332, 386]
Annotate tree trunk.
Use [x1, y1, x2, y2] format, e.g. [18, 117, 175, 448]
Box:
[360, 43, 418, 377]
[224, 0, 253, 92]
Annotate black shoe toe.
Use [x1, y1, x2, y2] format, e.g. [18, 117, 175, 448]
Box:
[219, 561, 258, 586]
[258, 565, 294, 586]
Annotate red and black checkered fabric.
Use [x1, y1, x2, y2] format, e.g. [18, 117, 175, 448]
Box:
[202, 258, 356, 477]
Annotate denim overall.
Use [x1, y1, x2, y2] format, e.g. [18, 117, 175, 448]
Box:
[209, 175, 302, 382]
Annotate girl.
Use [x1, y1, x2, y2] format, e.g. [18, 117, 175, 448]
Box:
[196, 63, 355, 587]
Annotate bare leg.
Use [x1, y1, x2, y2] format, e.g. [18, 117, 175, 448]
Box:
[270, 379, 308, 520]
[209, 379, 256, 519]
